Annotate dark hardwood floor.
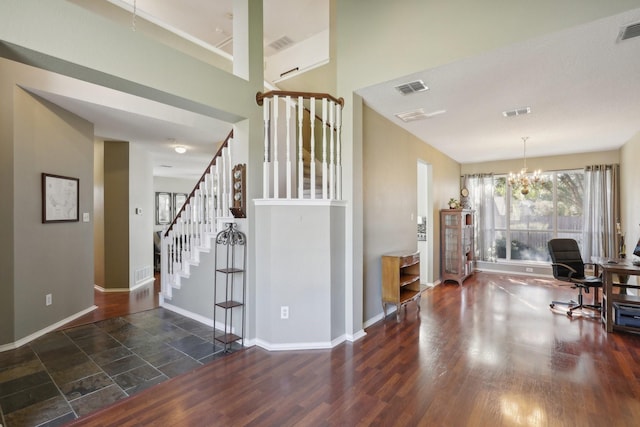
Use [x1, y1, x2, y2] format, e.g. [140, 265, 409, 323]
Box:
[66, 272, 640, 426]
[62, 277, 161, 329]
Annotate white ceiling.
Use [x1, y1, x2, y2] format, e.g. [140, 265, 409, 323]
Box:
[358, 8, 640, 164]
[37, 3, 640, 179]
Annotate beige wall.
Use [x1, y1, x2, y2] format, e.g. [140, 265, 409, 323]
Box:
[621, 132, 640, 285]
[94, 140, 105, 287]
[363, 105, 460, 320]
[0, 60, 16, 344]
[104, 141, 130, 289]
[0, 58, 95, 344]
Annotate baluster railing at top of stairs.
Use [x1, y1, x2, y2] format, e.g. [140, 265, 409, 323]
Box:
[160, 130, 234, 300]
[256, 90, 344, 201]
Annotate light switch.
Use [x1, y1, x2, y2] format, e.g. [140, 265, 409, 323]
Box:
[83, 212, 90, 222]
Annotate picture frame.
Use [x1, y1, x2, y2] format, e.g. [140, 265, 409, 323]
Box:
[42, 173, 79, 223]
[156, 192, 173, 225]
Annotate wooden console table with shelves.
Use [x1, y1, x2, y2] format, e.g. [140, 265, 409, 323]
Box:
[593, 257, 640, 333]
[381, 250, 426, 322]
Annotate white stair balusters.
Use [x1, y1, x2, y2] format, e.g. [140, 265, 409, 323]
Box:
[257, 91, 343, 201]
[160, 131, 236, 300]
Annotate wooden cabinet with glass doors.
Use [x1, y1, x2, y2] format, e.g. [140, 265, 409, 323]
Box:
[440, 209, 475, 285]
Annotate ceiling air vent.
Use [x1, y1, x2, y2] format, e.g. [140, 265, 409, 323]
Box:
[394, 80, 429, 95]
[502, 106, 531, 118]
[618, 21, 640, 42]
[395, 108, 446, 123]
[269, 36, 294, 51]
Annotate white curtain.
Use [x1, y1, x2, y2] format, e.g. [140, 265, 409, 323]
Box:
[582, 164, 620, 260]
[466, 174, 496, 261]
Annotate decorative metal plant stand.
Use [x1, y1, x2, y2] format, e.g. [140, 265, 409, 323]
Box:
[213, 222, 246, 353]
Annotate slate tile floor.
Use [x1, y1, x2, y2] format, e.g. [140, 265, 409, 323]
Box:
[0, 308, 238, 426]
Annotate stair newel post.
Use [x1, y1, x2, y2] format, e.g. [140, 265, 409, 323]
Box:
[336, 103, 342, 200]
[262, 97, 270, 199]
[310, 97, 316, 199]
[322, 97, 328, 200]
[273, 95, 280, 199]
[285, 95, 292, 199]
[297, 96, 304, 199]
[329, 100, 335, 200]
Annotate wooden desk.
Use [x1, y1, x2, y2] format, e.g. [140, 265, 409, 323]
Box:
[593, 257, 640, 333]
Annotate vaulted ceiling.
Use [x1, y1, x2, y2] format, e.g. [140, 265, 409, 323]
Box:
[35, 2, 640, 178]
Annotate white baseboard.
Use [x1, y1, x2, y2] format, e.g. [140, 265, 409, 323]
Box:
[345, 329, 366, 342]
[160, 301, 214, 328]
[0, 305, 98, 353]
[94, 278, 155, 293]
[255, 337, 341, 351]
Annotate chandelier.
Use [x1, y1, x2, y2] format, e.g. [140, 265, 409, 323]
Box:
[508, 137, 542, 195]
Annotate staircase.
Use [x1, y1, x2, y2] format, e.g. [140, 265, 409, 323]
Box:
[160, 130, 235, 300]
[160, 91, 344, 306]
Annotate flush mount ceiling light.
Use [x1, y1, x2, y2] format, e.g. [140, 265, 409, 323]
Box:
[508, 137, 543, 196]
[395, 108, 446, 123]
[174, 145, 187, 154]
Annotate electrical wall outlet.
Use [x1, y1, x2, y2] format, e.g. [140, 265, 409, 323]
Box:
[280, 306, 289, 319]
[525, 267, 533, 273]
[46, 293, 52, 306]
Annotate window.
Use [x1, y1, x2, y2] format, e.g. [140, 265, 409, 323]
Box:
[492, 170, 584, 262]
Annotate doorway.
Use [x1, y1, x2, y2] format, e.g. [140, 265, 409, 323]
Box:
[417, 161, 433, 285]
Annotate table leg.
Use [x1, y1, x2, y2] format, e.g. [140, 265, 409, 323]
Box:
[605, 271, 614, 333]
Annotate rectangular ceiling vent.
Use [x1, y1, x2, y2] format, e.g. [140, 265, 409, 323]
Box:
[502, 106, 531, 118]
[394, 80, 429, 95]
[269, 36, 294, 51]
[395, 108, 446, 122]
[618, 21, 640, 42]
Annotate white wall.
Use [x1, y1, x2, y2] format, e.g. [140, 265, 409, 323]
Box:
[254, 202, 346, 349]
[129, 143, 154, 287]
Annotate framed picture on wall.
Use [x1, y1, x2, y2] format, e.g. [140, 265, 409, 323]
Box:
[156, 192, 173, 225]
[42, 173, 79, 223]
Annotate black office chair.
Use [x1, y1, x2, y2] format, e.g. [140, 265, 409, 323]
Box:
[548, 238, 602, 317]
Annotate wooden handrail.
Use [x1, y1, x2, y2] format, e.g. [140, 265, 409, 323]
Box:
[256, 90, 344, 107]
[164, 129, 234, 237]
